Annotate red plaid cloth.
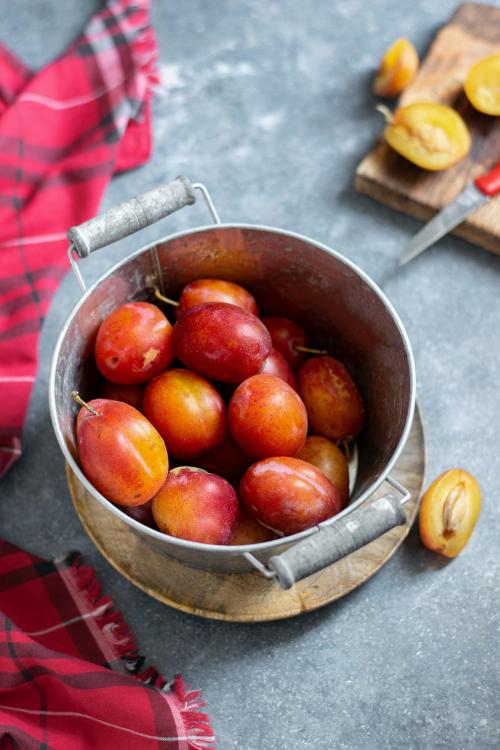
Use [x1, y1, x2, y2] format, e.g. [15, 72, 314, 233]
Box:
[0, 539, 215, 748]
[0, 0, 160, 476]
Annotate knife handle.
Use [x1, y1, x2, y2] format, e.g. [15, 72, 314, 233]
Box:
[474, 162, 500, 197]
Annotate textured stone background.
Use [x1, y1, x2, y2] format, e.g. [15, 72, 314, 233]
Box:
[1, 1, 499, 747]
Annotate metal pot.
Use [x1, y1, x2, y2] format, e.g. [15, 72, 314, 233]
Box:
[49, 176, 416, 589]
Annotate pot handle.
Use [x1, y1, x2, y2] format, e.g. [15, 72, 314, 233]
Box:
[66, 177, 221, 292]
[245, 478, 410, 589]
[68, 176, 197, 258]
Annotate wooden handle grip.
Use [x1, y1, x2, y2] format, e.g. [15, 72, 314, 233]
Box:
[67, 176, 196, 258]
[267, 495, 407, 589]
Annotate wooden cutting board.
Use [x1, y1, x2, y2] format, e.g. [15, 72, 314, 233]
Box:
[356, 3, 500, 255]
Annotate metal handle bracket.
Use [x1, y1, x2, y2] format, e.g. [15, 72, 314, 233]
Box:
[67, 178, 221, 293]
[245, 476, 410, 589]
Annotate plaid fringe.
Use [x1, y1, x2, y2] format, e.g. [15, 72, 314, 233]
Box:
[57, 552, 216, 749]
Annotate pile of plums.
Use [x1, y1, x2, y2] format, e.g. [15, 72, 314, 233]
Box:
[74, 278, 365, 546]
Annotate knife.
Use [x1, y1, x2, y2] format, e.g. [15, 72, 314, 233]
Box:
[399, 161, 500, 266]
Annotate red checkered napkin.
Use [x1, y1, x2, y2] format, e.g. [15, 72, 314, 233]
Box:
[0, 0, 159, 476]
[0, 539, 215, 748]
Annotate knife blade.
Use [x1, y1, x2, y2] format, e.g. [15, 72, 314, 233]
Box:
[399, 161, 500, 266]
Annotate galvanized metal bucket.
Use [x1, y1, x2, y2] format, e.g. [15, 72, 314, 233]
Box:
[49, 177, 416, 589]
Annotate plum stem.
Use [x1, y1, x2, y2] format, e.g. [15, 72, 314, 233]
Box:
[376, 103, 393, 123]
[71, 390, 102, 416]
[294, 344, 328, 356]
[339, 439, 352, 462]
[154, 288, 179, 307]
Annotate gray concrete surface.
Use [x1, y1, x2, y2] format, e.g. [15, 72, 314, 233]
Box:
[1, 1, 500, 747]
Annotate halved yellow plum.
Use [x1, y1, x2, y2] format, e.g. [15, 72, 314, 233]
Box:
[419, 469, 481, 558]
[373, 38, 419, 97]
[380, 102, 471, 171]
[464, 54, 500, 116]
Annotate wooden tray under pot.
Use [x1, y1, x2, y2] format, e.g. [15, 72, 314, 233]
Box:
[67, 407, 425, 623]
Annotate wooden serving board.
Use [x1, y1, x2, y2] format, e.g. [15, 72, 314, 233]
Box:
[356, 3, 500, 255]
[67, 408, 425, 623]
